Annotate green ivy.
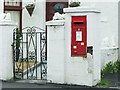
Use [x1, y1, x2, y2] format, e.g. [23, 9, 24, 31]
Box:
[16, 28, 20, 49]
[97, 80, 110, 87]
[101, 60, 120, 78]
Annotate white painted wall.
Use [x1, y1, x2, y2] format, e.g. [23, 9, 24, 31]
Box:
[0, 0, 3, 13]
[46, 7, 102, 86]
[70, 0, 119, 67]
[118, 1, 120, 60]
[101, 48, 118, 69]
[0, 0, 118, 82]
[46, 20, 65, 84]
[22, 0, 46, 30]
[64, 7, 101, 86]
[0, 20, 16, 80]
[69, 1, 118, 46]
[0, 0, 16, 80]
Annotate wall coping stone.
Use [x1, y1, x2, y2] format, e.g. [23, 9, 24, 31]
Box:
[46, 20, 65, 26]
[64, 6, 101, 13]
[0, 20, 17, 26]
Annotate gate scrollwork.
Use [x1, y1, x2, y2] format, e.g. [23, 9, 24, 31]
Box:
[13, 26, 47, 80]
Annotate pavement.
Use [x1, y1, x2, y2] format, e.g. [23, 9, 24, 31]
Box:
[1, 72, 120, 89]
[2, 80, 90, 88]
[1, 80, 119, 90]
[102, 72, 118, 87]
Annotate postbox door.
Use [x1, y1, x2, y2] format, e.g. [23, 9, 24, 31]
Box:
[71, 16, 87, 57]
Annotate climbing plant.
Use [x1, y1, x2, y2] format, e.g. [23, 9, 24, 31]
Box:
[16, 28, 20, 49]
[16, 28, 21, 62]
[101, 60, 120, 78]
[69, 1, 80, 7]
[96, 80, 110, 87]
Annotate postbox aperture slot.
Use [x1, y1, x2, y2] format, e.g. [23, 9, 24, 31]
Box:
[74, 22, 84, 25]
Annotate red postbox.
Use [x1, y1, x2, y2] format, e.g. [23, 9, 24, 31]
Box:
[71, 16, 87, 57]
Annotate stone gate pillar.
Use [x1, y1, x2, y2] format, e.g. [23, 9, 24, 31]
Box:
[46, 20, 65, 83]
[0, 15, 17, 80]
[64, 7, 101, 86]
[46, 6, 101, 86]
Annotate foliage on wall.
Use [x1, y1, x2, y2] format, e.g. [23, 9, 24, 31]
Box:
[69, 1, 80, 7]
[97, 60, 120, 87]
[96, 80, 110, 87]
[101, 60, 120, 78]
[16, 28, 20, 49]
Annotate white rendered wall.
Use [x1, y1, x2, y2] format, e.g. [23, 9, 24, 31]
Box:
[118, 1, 120, 60]
[46, 20, 65, 84]
[69, 1, 118, 47]
[46, 7, 101, 86]
[70, 0, 119, 67]
[0, 0, 3, 13]
[0, 20, 16, 80]
[101, 48, 118, 69]
[64, 7, 101, 86]
[22, 0, 46, 29]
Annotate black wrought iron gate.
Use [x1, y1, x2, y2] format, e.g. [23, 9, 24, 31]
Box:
[12, 26, 47, 80]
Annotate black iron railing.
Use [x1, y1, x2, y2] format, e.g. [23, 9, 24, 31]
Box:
[12, 26, 47, 80]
